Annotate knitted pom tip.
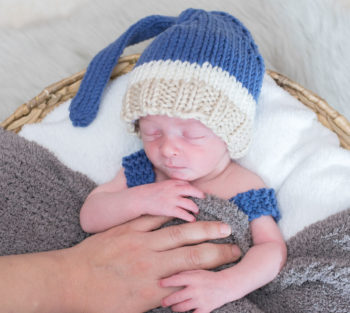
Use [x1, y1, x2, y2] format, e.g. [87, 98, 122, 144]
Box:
[69, 100, 99, 127]
[69, 115, 93, 127]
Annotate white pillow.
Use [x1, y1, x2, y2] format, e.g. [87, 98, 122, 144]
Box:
[19, 73, 350, 239]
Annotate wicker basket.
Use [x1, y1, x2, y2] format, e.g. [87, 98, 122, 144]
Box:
[2, 54, 350, 151]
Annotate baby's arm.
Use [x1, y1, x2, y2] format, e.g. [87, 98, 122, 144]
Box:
[80, 168, 142, 233]
[219, 170, 287, 298]
[220, 215, 287, 298]
[160, 216, 286, 312]
[80, 168, 204, 233]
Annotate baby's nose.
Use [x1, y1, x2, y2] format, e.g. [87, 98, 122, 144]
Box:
[160, 137, 180, 157]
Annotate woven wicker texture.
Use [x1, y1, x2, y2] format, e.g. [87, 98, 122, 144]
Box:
[1, 54, 349, 151]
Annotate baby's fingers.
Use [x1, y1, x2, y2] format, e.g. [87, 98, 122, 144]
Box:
[176, 182, 205, 199]
[160, 272, 192, 288]
[170, 299, 196, 312]
[161, 287, 191, 308]
[172, 207, 196, 222]
[177, 197, 199, 214]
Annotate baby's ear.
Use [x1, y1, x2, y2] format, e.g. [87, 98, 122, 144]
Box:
[134, 120, 143, 139]
[134, 119, 140, 133]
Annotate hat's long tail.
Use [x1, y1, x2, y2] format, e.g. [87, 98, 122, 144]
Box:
[69, 14, 177, 127]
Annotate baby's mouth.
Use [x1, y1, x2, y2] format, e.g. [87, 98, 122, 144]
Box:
[165, 164, 185, 169]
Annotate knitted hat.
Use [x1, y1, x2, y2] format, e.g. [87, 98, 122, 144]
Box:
[69, 8, 265, 158]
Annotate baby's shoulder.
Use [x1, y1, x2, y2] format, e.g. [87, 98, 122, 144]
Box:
[227, 162, 266, 192]
[204, 163, 266, 200]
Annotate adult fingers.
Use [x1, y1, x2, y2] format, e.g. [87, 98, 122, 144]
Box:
[149, 221, 232, 251]
[119, 215, 174, 232]
[158, 243, 241, 278]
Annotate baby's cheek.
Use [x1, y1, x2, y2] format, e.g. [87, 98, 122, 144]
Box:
[143, 143, 158, 159]
[195, 152, 216, 167]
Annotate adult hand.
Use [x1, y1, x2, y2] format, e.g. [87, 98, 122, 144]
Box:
[0, 215, 241, 313]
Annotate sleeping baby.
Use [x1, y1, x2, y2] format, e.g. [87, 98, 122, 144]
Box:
[70, 8, 287, 313]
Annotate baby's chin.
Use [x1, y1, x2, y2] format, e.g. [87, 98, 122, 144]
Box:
[162, 167, 194, 181]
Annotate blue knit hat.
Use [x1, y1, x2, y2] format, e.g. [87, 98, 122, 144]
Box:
[69, 8, 265, 158]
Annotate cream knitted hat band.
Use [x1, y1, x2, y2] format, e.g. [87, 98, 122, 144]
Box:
[122, 59, 256, 159]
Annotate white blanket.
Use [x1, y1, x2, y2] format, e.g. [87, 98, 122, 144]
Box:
[19, 73, 350, 240]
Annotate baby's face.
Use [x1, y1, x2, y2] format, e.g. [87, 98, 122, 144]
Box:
[139, 115, 230, 182]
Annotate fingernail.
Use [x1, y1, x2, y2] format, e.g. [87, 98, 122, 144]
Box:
[220, 224, 231, 236]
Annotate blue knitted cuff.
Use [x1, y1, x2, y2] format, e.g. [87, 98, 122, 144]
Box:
[231, 188, 281, 222]
[122, 149, 155, 188]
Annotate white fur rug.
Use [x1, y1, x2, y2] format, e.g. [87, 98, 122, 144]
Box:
[1, 0, 350, 121]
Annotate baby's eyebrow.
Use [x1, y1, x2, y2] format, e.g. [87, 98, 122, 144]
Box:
[182, 122, 208, 131]
[139, 119, 156, 127]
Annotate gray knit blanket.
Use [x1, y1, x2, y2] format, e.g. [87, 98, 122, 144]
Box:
[1, 127, 349, 312]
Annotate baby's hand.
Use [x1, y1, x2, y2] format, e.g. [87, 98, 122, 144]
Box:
[160, 269, 230, 313]
[137, 179, 205, 222]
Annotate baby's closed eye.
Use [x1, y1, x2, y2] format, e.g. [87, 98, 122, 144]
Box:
[183, 132, 206, 140]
